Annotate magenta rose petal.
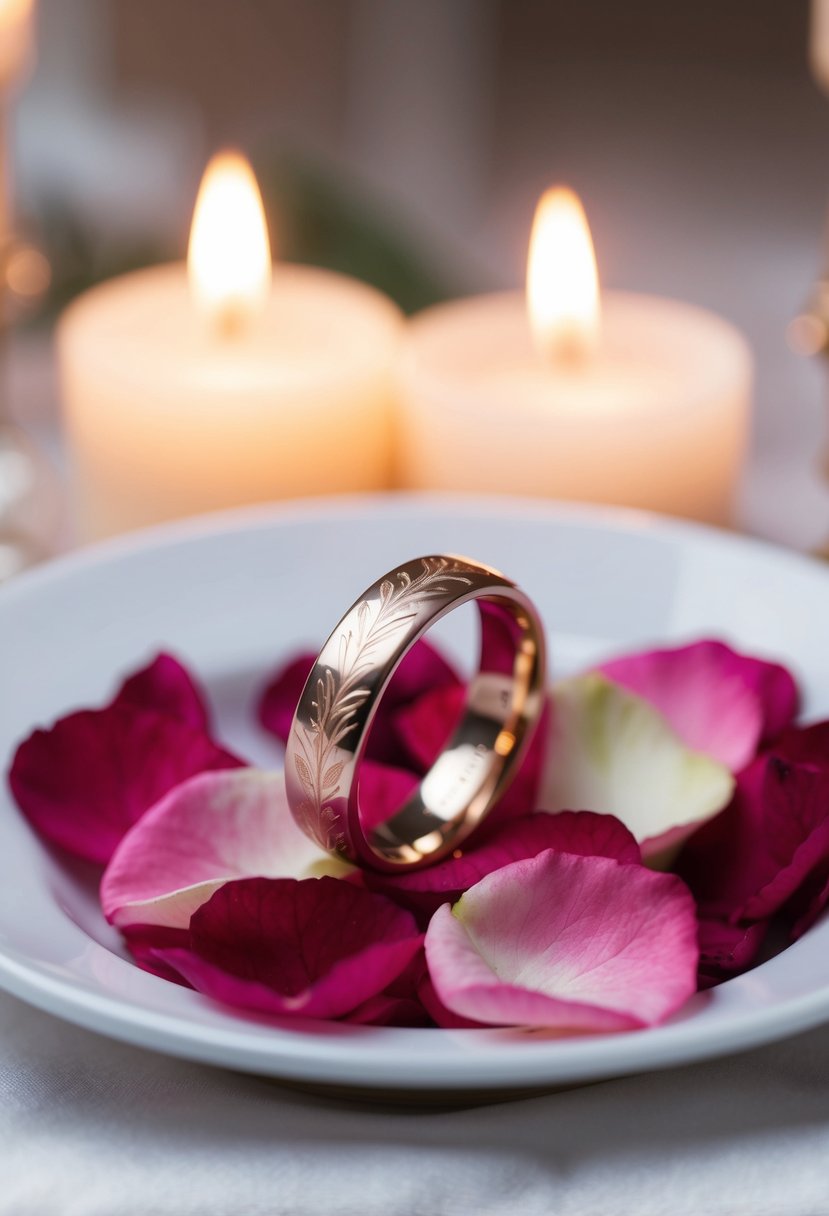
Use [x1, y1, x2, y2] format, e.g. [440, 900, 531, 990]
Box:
[114, 652, 211, 730]
[8, 705, 243, 865]
[365, 810, 640, 917]
[424, 850, 699, 1030]
[598, 640, 798, 771]
[154, 877, 423, 1020]
[358, 761, 420, 831]
[101, 769, 344, 931]
[391, 683, 465, 772]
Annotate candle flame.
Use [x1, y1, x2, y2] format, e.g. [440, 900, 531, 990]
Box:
[187, 150, 272, 335]
[526, 186, 601, 364]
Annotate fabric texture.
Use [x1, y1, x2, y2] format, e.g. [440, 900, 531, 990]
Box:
[2, 988, 829, 1216]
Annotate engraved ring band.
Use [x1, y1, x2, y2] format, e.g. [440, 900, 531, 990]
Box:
[284, 555, 547, 872]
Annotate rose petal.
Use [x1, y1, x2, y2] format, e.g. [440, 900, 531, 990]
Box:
[598, 640, 798, 771]
[696, 918, 768, 988]
[257, 653, 314, 745]
[418, 974, 487, 1029]
[258, 639, 460, 769]
[679, 722, 829, 927]
[425, 850, 698, 1030]
[789, 869, 829, 940]
[344, 994, 432, 1027]
[101, 768, 345, 930]
[365, 810, 640, 917]
[391, 683, 464, 772]
[122, 924, 193, 985]
[361, 946, 431, 1024]
[8, 704, 243, 864]
[358, 762, 420, 831]
[114, 653, 211, 731]
[154, 876, 423, 1020]
[540, 674, 735, 859]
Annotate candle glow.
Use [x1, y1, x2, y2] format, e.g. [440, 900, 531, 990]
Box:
[187, 151, 272, 336]
[526, 186, 601, 364]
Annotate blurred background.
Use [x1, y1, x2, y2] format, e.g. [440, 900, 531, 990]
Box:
[7, 0, 829, 547]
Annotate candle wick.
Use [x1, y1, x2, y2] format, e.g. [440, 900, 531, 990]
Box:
[543, 325, 596, 369]
[214, 301, 248, 340]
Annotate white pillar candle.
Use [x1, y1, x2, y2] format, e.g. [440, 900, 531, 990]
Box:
[58, 152, 403, 541]
[397, 189, 752, 525]
[0, 0, 35, 89]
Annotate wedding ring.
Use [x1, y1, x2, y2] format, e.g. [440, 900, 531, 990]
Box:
[285, 555, 546, 872]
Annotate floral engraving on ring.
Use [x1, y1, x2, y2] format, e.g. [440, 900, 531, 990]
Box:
[292, 559, 475, 852]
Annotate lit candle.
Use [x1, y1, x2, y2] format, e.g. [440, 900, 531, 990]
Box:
[0, 0, 35, 89]
[58, 152, 403, 540]
[397, 188, 752, 524]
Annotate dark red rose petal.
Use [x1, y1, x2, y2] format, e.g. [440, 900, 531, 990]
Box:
[153, 876, 423, 1020]
[696, 918, 768, 989]
[678, 721, 829, 929]
[9, 704, 243, 864]
[344, 994, 432, 1027]
[114, 653, 211, 731]
[123, 924, 194, 986]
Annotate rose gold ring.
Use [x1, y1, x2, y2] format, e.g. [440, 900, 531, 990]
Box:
[284, 555, 546, 872]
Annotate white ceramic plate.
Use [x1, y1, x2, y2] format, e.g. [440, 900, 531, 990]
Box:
[2, 495, 829, 1097]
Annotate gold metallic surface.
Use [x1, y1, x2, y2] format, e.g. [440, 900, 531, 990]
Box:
[285, 555, 546, 872]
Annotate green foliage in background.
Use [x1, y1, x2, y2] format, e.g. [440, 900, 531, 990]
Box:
[256, 153, 457, 315]
[31, 151, 459, 325]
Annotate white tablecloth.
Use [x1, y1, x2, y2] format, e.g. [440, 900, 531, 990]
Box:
[3, 986, 829, 1216]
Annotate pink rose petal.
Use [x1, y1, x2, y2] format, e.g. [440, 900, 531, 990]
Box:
[365, 810, 639, 917]
[154, 876, 423, 1020]
[114, 653, 211, 731]
[258, 639, 460, 770]
[101, 769, 342, 930]
[425, 850, 698, 1030]
[542, 674, 734, 860]
[598, 640, 798, 772]
[8, 704, 243, 864]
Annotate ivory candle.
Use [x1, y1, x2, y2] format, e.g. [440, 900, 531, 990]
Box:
[0, 0, 35, 88]
[58, 153, 403, 541]
[397, 189, 752, 525]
